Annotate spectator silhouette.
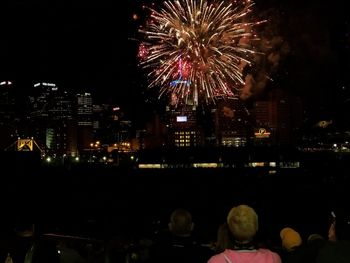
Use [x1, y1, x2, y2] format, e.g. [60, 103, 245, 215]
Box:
[30, 238, 60, 263]
[280, 227, 302, 253]
[4, 253, 13, 263]
[303, 234, 326, 263]
[208, 204, 281, 263]
[278, 232, 326, 263]
[278, 226, 314, 263]
[4, 220, 60, 263]
[214, 223, 234, 253]
[149, 208, 213, 263]
[316, 209, 350, 263]
[57, 240, 86, 263]
[5, 220, 36, 263]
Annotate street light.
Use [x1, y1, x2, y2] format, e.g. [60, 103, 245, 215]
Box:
[89, 143, 94, 162]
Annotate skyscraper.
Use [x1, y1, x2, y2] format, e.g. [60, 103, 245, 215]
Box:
[254, 89, 303, 145]
[212, 98, 252, 147]
[166, 102, 204, 147]
[0, 81, 17, 150]
[28, 82, 74, 155]
[76, 92, 93, 154]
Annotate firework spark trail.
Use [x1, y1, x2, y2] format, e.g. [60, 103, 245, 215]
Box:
[138, 0, 264, 105]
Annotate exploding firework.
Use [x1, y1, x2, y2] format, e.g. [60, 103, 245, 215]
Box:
[138, 0, 265, 106]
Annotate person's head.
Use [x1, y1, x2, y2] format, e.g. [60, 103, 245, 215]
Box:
[168, 208, 194, 236]
[280, 227, 302, 252]
[307, 233, 324, 244]
[14, 220, 35, 238]
[307, 233, 326, 251]
[227, 204, 258, 243]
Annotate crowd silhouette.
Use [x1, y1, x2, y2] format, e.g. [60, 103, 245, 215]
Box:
[1, 204, 349, 263]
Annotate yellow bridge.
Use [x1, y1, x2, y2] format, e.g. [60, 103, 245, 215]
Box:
[5, 138, 43, 153]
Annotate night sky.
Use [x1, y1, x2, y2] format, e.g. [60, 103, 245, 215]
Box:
[0, 0, 349, 126]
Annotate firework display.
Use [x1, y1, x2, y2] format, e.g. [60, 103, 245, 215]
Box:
[138, 0, 264, 105]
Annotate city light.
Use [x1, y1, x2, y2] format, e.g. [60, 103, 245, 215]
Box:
[0, 81, 12, 85]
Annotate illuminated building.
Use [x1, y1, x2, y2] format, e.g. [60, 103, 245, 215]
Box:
[0, 81, 17, 150]
[77, 92, 93, 125]
[212, 98, 253, 147]
[254, 89, 303, 145]
[29, 82, 75, 155]
[76, 92, 93, 153]
[143, 113, 167, 149]
[0, 81, 15, 121]
[166, 102, 204, 147]
[93, 104, 133, 145]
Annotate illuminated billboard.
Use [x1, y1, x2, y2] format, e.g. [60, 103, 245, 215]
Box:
[254, 128, 270, 138]
[176, 116, 187, 122]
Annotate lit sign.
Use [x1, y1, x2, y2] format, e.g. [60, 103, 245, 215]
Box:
[43, 82, 56, 87]
[176, 116, 187, 122]
[254, 128, 270, 138]
[34, 82, 56, 87]
[170, 79, 191, 86]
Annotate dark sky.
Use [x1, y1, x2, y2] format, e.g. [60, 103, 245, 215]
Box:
[0, 1, 137, 94]
[0, 0, 349, 125]
[265, 0, 349, 113]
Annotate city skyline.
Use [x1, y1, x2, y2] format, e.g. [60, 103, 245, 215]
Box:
[0, 0, 349, 126]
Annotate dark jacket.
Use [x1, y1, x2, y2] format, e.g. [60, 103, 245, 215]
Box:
[149, 232, 214, 263]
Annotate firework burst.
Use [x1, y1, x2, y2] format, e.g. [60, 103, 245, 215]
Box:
[138, 0, 264, 105]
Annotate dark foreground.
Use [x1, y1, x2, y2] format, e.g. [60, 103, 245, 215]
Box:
[1, 150, 349, 244]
